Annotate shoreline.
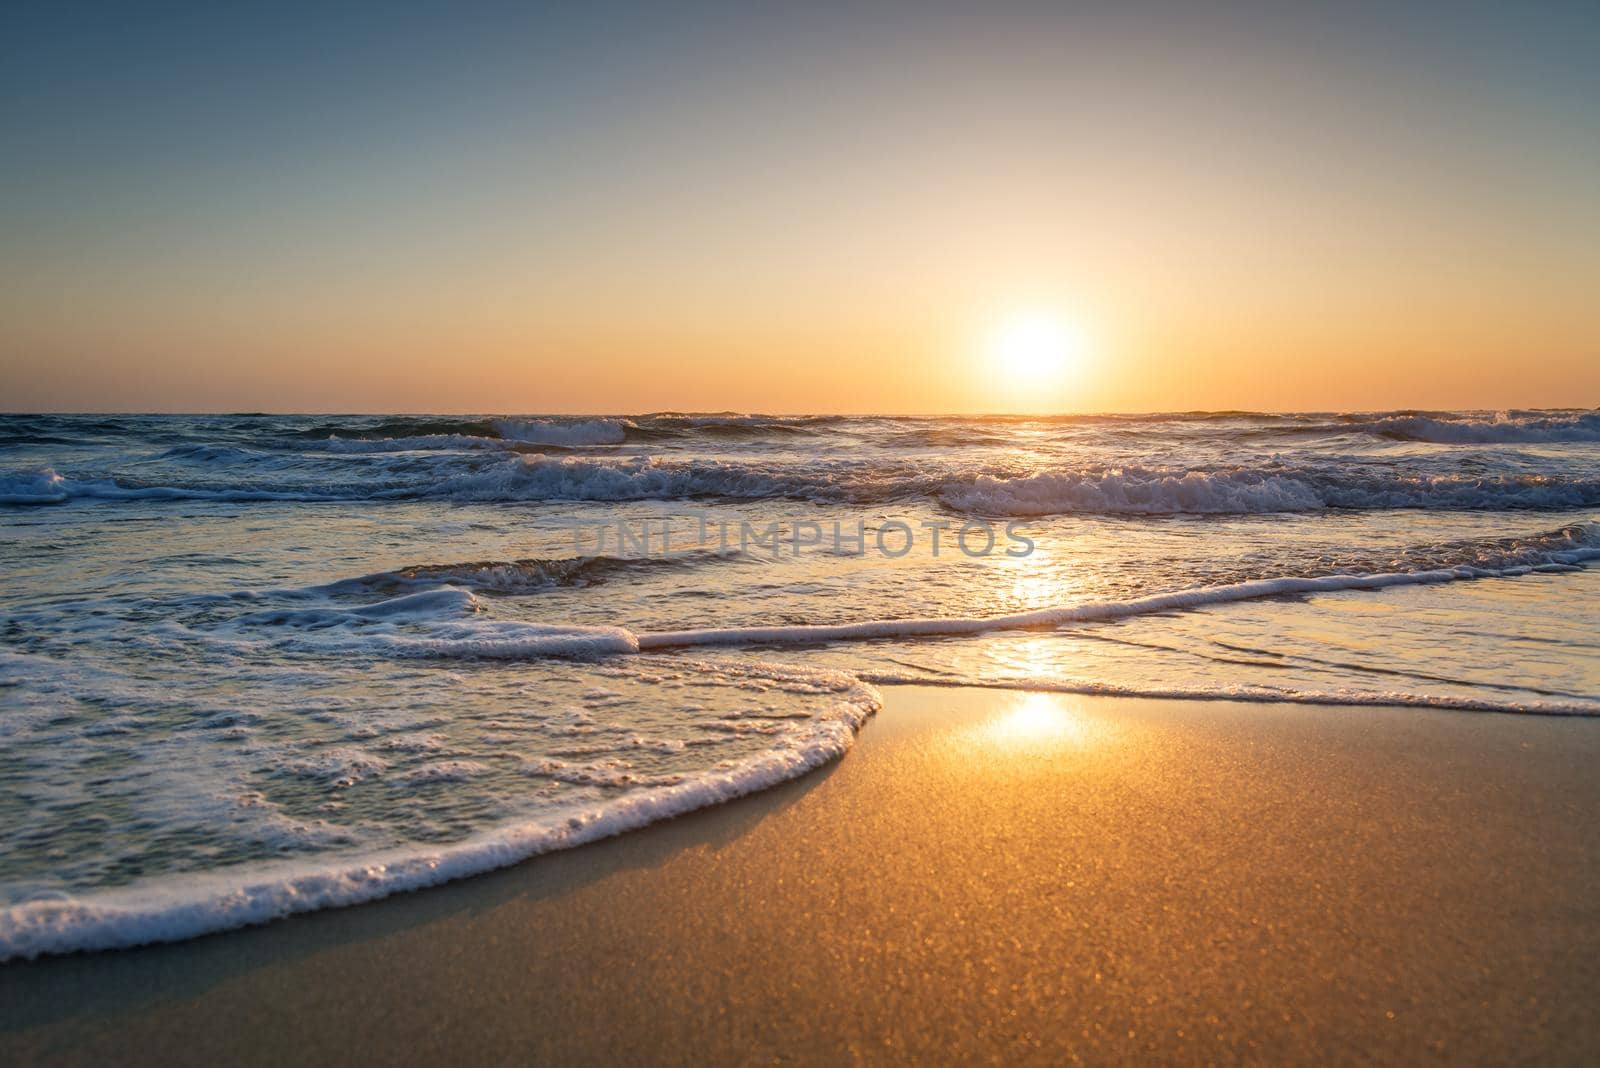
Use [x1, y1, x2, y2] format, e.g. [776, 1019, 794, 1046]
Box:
[4, 685, 1599, 1064]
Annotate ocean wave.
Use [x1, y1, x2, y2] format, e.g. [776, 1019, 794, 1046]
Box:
[297, 419, 629, 453]
[399, 454, 820, 502]
[233, 588, 484, 629]
[298, 409, 1600, 450]
[302, 620, 643, 659]
[294, 415, 833, 451]
[313, 433, 516, 453]
[939, 467, 1600, 515]
[1358, 411, 1600, 444]
[0, 660, 878, 961]
[293, 418, 501, 441]
[152, 443, 271, 463]
[0, 467, 336, 505]
[316, 550, 728, 597]
[490, 418, 629, 447]
[11, 454, 1600, 513]
[633, 534, 1600, 650]
[1398, 521, 1600, 571]
[211, 590, 642, 658]
[3, 457, 804, 506]
[885, 425, 1018, 448]
[0, 468, 73, 504]
[645, 413, 839, 436]
[205, 524, 1597, 662]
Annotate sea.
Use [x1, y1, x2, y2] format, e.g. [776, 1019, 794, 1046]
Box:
[2, 409, 1598, 959]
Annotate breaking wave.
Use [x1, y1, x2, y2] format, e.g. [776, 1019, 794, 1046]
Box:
[10, 455, 1600, 513]
[1350, 410, 1600, 445]
[939, 467, 1600, 515]
[490, 418, 629, 447]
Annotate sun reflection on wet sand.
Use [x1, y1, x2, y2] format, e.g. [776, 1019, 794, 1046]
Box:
[975, 691, 1094, 750]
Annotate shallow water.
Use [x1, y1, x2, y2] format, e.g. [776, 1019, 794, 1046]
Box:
[2, 410, 1597, 958]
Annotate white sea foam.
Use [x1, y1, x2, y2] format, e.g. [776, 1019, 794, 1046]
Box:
[221, 608, 643, 659]
[0, 661, 878, 961]
[491, 418, 629, 446]
[635, 551, 1600, 650]
[336, 620, 643, 659]
[0, 468, 70, 504]
[234, 588, 483, 628]
[315, 433, 512, 453]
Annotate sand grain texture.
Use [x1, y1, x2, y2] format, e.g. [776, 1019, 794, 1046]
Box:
[3, 687, 1597, 1065]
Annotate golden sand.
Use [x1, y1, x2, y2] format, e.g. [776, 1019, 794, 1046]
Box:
[3, 686, 1598, 1064]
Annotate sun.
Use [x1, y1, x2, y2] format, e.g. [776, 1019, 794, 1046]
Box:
[987, 310, 1089, 388]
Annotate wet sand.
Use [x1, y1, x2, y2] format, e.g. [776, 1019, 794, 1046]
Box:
[3, 685, 1598, 1065]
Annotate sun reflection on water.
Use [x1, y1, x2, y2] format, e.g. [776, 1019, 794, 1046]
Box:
[995, 545, 1093, 614]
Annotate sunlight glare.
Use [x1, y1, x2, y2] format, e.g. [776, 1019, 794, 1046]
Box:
[982, 692, 1089, 748]
[987, 310, 1089, 387]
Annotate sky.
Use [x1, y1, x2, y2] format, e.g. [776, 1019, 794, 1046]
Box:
[2, 2, 1597, 414]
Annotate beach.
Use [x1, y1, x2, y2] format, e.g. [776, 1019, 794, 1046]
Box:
[4, 684, 1597, 1065]
[7, 3, 1600, 1061]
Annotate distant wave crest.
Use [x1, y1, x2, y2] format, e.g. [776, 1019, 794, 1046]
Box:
[939, 467, 1600, 515]
[490, 418, 629, 447]
[9, 455, 1600, 514]
[1351, 411, 1600, 445]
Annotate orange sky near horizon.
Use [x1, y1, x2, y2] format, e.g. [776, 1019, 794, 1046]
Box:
[2, 5, 1597, 414]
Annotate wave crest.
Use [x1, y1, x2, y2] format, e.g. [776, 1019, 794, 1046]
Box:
[490, 418, 629, 447]
[940, 467, 1600, 516]
[1358, 411, 1600, 445]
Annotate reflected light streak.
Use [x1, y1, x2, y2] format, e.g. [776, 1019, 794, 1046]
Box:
[980, 692, 1091, 749]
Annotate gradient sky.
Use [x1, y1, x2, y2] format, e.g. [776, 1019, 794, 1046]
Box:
[2, 2, 1597, 413]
